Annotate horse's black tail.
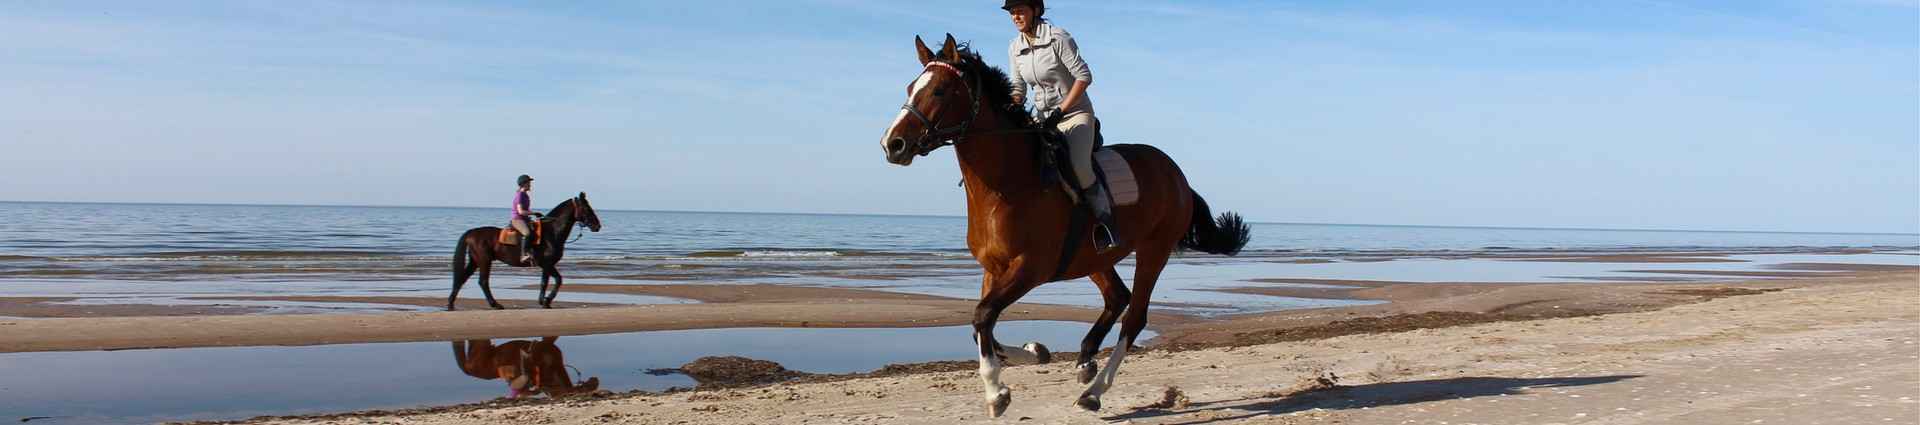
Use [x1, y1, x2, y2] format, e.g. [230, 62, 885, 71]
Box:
[1180, 192, 1251, 256]
[452, 233, 474, 283]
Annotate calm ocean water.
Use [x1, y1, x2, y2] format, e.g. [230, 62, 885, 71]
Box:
[2, 201, 1913, 260]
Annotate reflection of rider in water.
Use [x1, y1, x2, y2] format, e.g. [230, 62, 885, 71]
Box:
[452, 336, 599, 398]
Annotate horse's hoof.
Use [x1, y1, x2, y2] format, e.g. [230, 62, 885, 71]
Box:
[490, 304, 506, 310]
[445, 306, 457, 311]
[540, 303, 553, 309]
[1076, 362, 1097, 385]
[1074, 393, 1102, 412]
[987, 389, 1012, 418]
[1025, 342, 1051, 364]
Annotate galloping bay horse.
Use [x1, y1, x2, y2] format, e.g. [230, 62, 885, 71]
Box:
[449, 193, 601, 310]
[880, 35, 1251, 416]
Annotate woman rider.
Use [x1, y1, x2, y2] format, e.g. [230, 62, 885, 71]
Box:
[1003, 0, 1120, 250]
[511, 174, 540, 262]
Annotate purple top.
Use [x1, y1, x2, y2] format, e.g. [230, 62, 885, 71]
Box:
[512, 191, 531, 221]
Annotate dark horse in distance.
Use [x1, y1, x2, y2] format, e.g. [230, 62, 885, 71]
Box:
[880, 35, 1251, 416]
[449, 192, 601, 310]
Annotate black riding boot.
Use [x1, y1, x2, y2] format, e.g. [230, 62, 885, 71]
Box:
[519, 232, 536, 263]
[1081, 183, 1124, 250]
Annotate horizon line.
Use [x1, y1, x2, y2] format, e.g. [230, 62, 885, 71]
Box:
[2, 199, 1916, 237]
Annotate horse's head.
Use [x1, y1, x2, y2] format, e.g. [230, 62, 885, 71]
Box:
[573, 192, 601, 232]
[882, 34, 976, 166]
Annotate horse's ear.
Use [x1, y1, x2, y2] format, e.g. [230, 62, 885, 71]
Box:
[914, 35, 934, 66]
[941, 33, 959, 62]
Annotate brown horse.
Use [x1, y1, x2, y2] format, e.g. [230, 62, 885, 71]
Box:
[449, 193, 601, 310]
[880, 35, 1251, 416]
[451, 336, 601, 398]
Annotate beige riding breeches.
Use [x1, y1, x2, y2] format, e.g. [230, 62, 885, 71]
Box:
[1057, 111, 1098, 189]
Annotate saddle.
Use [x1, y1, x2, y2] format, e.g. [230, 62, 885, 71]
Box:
[1035, 119, 1138, 206]
[498, 220, 544, 246]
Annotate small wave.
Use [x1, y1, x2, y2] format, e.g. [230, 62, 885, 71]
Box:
[53, 250, 416, 262]
[741, 250, 842, 258]
[312, 233, 389, 239]
[0, 255, 45, 261]
[685, 250, 747, 258]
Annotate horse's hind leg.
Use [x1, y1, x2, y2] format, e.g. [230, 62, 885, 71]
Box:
[1075, 247, 1168, 412]
[449, 265, 474, 311]
[477, 263, 506, 310]
[1076, 268, 1131, 384]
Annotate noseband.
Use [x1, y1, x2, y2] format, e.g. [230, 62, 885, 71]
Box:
[899, 61, 982, 156]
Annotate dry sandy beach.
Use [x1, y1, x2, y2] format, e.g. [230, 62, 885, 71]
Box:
[195, 270, 1916, 425]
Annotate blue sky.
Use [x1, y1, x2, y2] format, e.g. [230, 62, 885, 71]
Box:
[2, 0, 1915, 233]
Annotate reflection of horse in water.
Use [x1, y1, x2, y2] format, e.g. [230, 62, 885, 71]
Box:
[451, 336, 600, 398]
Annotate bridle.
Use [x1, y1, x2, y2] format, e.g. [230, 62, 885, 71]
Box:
[561, 196, 594, 244]
[899, 61, 982, 156]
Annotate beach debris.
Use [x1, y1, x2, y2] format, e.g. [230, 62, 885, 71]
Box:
[1141, 386, 1191, 410]
[678, 356, 811, 388]
[1656, 287, 1783, 299]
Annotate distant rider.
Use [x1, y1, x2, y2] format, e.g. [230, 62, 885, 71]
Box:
[512, 175, 541, 262]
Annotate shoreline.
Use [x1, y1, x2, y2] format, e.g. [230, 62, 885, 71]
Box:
[204, 269, 1919, 424]
[2, 262, 1912, 353]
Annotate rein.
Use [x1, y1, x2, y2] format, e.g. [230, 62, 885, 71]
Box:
[564, 197, 589, 244]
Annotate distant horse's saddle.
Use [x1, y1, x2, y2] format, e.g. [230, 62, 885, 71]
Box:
[498, 221, 544, 246]
[1038, 120, 1140, 206]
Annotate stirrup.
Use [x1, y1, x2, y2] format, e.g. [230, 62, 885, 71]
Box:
[1080, 183, 1124, 251]
[1093, 225, 1119, 251]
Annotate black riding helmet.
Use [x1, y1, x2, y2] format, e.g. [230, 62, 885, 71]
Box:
[517, 174, 533, 187]
[1001, 0, 1044, 17]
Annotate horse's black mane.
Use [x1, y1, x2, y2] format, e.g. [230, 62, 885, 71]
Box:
[935, 42, 1032, 126]
[549, 197, 576, 215]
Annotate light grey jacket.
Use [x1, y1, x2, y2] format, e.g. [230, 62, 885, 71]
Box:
[1008, 20, 1094, 117]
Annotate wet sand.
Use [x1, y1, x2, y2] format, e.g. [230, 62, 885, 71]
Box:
[226, 270, 1919, 425]
[183, 296, 617, 310]
[3, 261, 1911, 354]
[0, 297, 271, 318]
[0, 285, 1134, 353]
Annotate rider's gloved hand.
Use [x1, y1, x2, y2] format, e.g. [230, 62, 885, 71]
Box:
[1037, 107, 1064, 127]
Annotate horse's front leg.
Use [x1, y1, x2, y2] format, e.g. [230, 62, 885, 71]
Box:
[537, 268, 552, 309]
[973, 264, 1039, 418]
[541, 267, 564, 308]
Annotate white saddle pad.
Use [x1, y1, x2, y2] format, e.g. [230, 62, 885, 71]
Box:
[1095, 149, 1139, 206]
